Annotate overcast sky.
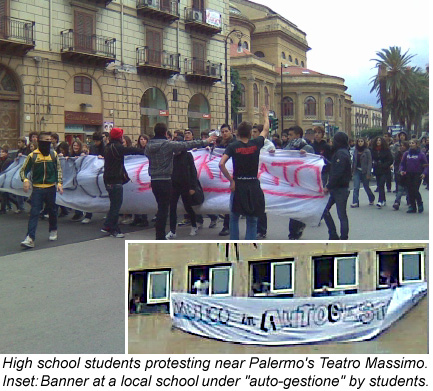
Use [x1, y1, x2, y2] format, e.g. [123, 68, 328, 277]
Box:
[250, 0, 429, 106]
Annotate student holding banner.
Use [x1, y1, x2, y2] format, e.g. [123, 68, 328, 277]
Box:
[219, 106, 269, 240]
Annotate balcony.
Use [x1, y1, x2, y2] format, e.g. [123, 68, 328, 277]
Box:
[184, 58, 221, 84]
[184, 8, 222, 35]
[86, 0, 113, 5]
[137, 0, 179, 23]
[0, 16, 35, 56]
[136, 47, 180, 76]
[60, 30, 116, 67]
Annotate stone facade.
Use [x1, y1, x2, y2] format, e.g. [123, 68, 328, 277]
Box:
[0, 0, 230, 147]
[351, 103, 385, 136]
[229, 0, 352, 137]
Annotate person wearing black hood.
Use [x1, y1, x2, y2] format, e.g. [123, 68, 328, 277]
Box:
[323, 131, 351, 240]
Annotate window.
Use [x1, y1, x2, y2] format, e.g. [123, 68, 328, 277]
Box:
[377, 250, 425, 288]
[301, 61, 304, 67]
[240, 83, 246, 107]
[282, 96, 294, 116]
[242, 41, 249, 50]
[313, 255, 358, 295]
[189, 265, 232, 296]
[288, 55, 292, 62]
[253, 83, 258, 108]
[254, 51, 264, 58]
[304, 96, 316, 116]
[295, 58, 299, 65]
[147, 28, 162, 66]
[251, 260, 294, 295]
[147, 271, 170, 303]
[264, 86, 269, 107]
[74, 76, 92, 95]
[281, 51, 286, 59]
[74, 10, 95, 52]
[325, 97, 333, 117]
[339, 99, 342, 117]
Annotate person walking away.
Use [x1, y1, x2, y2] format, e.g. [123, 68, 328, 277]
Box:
[323, 132, 351, 240]
[19, 132, 63, 248]
[283, 125, 314, 239]
[145, 123, 216, 240]
[370, 136, 393, 208]
[400, 139, 428, 213]
[351, 137, 374, 207]
[392, 141, 409, 210]
[219, 106, 269, 240]
[101, 127, 145, 237]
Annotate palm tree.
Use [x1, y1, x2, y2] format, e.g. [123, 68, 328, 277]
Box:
[370, 46, 415, 131]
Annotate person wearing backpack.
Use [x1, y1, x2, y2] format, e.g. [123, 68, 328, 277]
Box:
[19, 132, 63, 248]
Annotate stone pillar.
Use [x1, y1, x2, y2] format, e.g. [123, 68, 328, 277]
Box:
[318, 92, 325, 122]
[295, 91, 303, 126]
[246, 77, 255, 124]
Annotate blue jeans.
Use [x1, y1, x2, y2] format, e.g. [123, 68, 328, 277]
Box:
[394, 185, 407, 204]
[104, 183, 123, 231]
[323, 187, 349, 240]
[27, 186, 57, 240]
[229, 192, 258, 240]
[352, 169, 374, 204]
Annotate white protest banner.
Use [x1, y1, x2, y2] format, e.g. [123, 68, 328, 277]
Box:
[170, 282, 427, 345]
[0, 149, 328, 225]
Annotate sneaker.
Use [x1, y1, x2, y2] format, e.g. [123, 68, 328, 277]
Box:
[376, 202, 382, 209]
[418, 204, 424, 213]
[21, 236, 34, 248]
[120, 217, 134, 225]
[111, 230, 125, 238]
[190, 227, 198, 236]
[71, 213, 83, 222]
[256, 233, 267, 239]
[101, 227, 110, 234]
[81, 218, 91, 224]
[178, 218, 191, 227]
[219, 228, 230, 236]
[196, 222, 203, 229]
[350, 203, 359, 208]
[166, 231, 177, 240]
[392, 203, 400, 211]
[209, 220, 217, 228]
[407, 207, 416, 214]
[49, 230, 57, 241]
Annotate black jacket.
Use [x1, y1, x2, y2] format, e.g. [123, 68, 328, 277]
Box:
[371, 148, 393, 176]
[172, 151, 198, 190]
[103, 140, 144, 185]
[327, 148, 351, 190]
[0, 156, 13, 173]
[312, 139, 332, 172]
[89, 142, 105, 157]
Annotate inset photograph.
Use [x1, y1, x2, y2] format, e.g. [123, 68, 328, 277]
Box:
[128, 242, 427, 354]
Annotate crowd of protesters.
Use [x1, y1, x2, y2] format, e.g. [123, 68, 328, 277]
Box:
[0, 119, 428, 245]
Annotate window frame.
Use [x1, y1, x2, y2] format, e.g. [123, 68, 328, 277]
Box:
[304, 96, 316, 116]
[325, 97, 334, 117]
[209, 265, 233, 297]
[270, 260, 295, 294]
[253, 83, 259, 108]
[74, 75, 92, 95]
[282, 96, 294, 116]
[146, 270, 171, 304]
[399, 251, 425, 284]
[251, 259, 295, 296]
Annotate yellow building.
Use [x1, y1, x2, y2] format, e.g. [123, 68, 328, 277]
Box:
[229, 0, 352, 137]
[128, 242, 427, 314]
[351, 103, 384, 136]
[0, 0, 229, 147]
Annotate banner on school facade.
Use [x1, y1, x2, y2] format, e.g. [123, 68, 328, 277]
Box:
[0, 149, 328, 225]
[170, 282, 427, 345]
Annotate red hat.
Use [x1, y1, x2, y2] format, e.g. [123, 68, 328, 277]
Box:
[110, 127, 123, 140]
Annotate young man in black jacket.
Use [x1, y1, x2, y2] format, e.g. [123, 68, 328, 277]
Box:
[101, 127, 144, 238]
[323, 131, 352, 240]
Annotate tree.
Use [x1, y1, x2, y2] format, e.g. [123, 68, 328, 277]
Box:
[230, 68, 242, 120]
[370, 46, 415, 130]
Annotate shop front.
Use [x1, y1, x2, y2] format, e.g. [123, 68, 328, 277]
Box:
[188, 93, 211, 137]
[140, 88, 168, 136]
[64, 111, 103, 144]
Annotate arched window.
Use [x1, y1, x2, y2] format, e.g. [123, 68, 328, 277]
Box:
[339, 99, 342, 117]
[264, 86, 269, 107]
[288, 55, 292, 62]
[281, 52, 286, 59]
[74, 76, 92, 95]
[242, 41, 249, 50]
[301, 61, 304, 67]
[282, 96, 294, 116]
[240, 84, 246, 107]
[304, 96, 316, 116]
[325, 97, 333, 117]
[253, 83, 259, 108]
[254, 51, 265, 58]
[295, 58, 299, 65]
[141, 87, 168, 135]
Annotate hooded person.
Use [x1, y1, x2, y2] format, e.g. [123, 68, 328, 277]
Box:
[19, 132, 63, 248]
[101, 127, 145, 238]
[322, 131, 352, 240]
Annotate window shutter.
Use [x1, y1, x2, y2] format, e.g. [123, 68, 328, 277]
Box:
[74, 11, 94, 52]
[146, 30, 161, 66]
[193, 41, 205, 73]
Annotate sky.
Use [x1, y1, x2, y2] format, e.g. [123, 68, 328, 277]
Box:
[250, 0, 429, 107]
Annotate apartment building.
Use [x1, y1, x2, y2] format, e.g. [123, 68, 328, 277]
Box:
[0, 0, 229, 147]
[229, 0, 352, 136]
[128, 242, 427, 314]
[351, 103, 384, 136]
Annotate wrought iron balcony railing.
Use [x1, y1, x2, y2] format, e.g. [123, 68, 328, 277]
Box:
[137, 0, 178, 15]
[184, 8, 222, 34]
[184, 58, 222, 79]
[136, 46, 180, 71]
[0, 16, 35, 45]
[60, 29, 116, 58]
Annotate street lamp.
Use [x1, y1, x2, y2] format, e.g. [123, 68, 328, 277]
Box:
[225, 29, 243, 125]
[280, 63, 289, 132]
